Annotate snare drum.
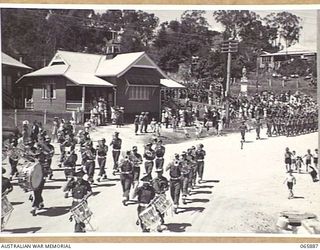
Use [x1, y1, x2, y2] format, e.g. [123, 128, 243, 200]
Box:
[70, 201, 93, 223]
[1, 195, 14, 219]
[152, 194, 172, 214]
[138, 205, 161, 230]
[18, 161, 44, 191]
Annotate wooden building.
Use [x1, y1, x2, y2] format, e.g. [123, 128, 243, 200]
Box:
[17, 50, 184, 119]
[2, 52, 32, 108]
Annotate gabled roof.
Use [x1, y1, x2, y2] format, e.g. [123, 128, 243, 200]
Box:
[260, 44, 316, 57]
[160, 79, 185, 88]
[18, 50, 170, 87]
[2, 52, 32, 70]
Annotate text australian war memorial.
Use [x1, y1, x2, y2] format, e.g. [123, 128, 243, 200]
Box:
[1, 8, 319, 234]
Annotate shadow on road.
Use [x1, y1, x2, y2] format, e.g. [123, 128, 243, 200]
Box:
[11, 201, 24, 206]
[165, 223, 192, 232]
[37, 206, 70, 217]
[3, 227, 42, 233]
[185, 198, 209, 203]
[201, 180, 220, 183]
[178, 206, 205, 213]
[190, 190, 212, 195]
[93, 183, 116, 188]
[107, 178, 120, 182]
[193, 185, 214, 189]
[43, 185, 62, 190]
[292, 196, 304, 199]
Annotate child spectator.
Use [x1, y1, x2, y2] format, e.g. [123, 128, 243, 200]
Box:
[283, 170, 296, 199]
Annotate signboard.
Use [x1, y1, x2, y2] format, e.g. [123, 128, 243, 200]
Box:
[240, 84, 248, 93]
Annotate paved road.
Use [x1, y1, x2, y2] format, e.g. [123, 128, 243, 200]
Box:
[2, 125, 318, 234]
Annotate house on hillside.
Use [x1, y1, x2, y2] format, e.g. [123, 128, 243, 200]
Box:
[17, 50, 184, 120]
[2, 52, 32, 108]
[259, 44, 317, 70]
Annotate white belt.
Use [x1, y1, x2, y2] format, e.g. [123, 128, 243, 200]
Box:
[145, 160, 154, 162]
[113, 149, 121, 151]
[98, 156, 106, 158]
[156, 157, 164, 159]
[197, 159, 204, 162]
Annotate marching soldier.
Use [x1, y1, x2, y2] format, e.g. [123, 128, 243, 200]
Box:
[59, 133, 76, 168]
[63, 146, 78, 185]
[151, 168, 169, 228]
[64, 167, 92, 233]
[131, 146, 143, 188]
[154, 140, 165, 170]
[119, 151, 134, 206]
[187, 147, 198, 189]
[96, 138, 108, 182]
[255, 118, 262, 140]
[81, 142, 96, 184]
[166, 157, 182, 214]
[195, 144, 206, 184]
[43, 135, 54, 180]
[110, 132, 122, 174]
[180, 152, 191, 204]
[7, 138, 19, 181]
[133, 174, 155, 232]
[143, 143, 155, 177]
[266, 115, 273, 137]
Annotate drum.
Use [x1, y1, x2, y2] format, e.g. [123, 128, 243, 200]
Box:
[70, 201, 93, 223]
[139, 205, 161, 230]
[18, 161, 44, 191]
[1, 195, 14, 219]
[152, 194, 172, 214]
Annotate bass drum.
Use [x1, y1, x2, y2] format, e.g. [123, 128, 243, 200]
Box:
[18, 161, 44, 191]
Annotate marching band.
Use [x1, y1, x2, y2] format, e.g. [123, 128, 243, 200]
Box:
[1, 120, 207, 233]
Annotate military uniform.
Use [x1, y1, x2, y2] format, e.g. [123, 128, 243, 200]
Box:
[96, 140, 108, 181]
[81, 144, 96, 183]
[143, 145, 155, 177]
[64, 171, 92, 233]
[154, 142, 165, 170]
[119, 154, 134, 205]
[195, 145, 206, 183]
[63, 150, 78, 180]
[180, 156, 192, 204]
[110, 133, 122, 172]
[266, 116, 273, 137]
[168, 160, 182, 213]
[131, 147, 143, 184]
[151, 169, 169, 226]
[133, 175, 155, 232]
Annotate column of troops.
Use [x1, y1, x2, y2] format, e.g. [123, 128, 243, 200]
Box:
[2, 123, 206, 233]
[265, 112, 318, 137]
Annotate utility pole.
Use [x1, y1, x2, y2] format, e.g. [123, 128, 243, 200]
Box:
[221, 38, 238, 126]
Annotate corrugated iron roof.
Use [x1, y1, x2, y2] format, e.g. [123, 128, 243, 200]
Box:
[95, 52, 145, 77]
[1, 52, 32, 69]
[65, 72, 114, 87]
[24, 65, 68, 77]
[160, 79, 185, 88]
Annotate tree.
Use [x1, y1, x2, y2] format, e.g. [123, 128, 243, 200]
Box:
[264, 11, 302, 48]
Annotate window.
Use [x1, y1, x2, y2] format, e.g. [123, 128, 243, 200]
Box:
[42, 82, 56, 99]
[262, 57, 271, 64]
[128, 86, 152, 100]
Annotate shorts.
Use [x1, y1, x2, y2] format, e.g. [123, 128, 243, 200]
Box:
[287, 182, 293, 190]
[314, 158, 318, 165]
[306, 159, 311, 165]
[285, 158, 291, 165]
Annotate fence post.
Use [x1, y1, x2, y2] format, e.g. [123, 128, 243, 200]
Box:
[14, 109, 18, 127]
[44, 109, 47, 125]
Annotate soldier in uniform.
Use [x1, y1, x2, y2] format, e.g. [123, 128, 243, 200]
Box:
[151, 168, 169, 228]
[134, 115, 140, 135]
[131, 146, 143, 188]
[187, 147, 198, 189]
[239, 121, 247, 142]
[64, 167, 92, 233]
[43, 135, 54, 180]
[110, 132, 122, 174]
[133, 174, 155, 232]
[143, 143, 155, 177]
[7, 138, 19, 181]
[119, 151, 134, 206]
[63, 146, 78, 189]
[154, 140, 165, 170]
[81, 142, 96, 184]
[96, 138, 108, 182]
[166, 158, 182, 214]
[195, 144, 206, 184]
[255, 118, 262, 140]
[180, 152, 191, 204]
[59, 133, 76, 168]
[266, 115, 273, 137]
